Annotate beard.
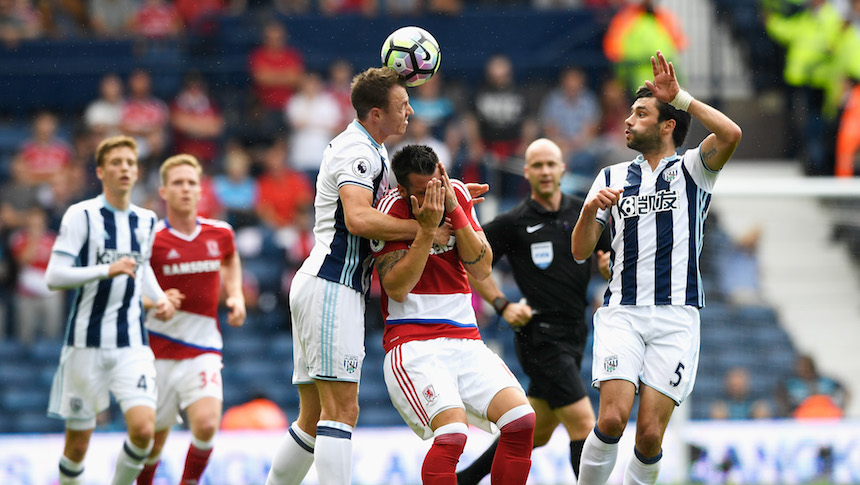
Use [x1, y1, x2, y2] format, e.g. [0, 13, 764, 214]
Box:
[626, 125, 663, 154]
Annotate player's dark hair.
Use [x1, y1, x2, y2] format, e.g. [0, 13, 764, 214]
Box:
[351, 67, 407, 121]
[392, 144, 438, 189]
[635, 85, 692, 148]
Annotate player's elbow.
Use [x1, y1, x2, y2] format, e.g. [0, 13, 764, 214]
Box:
[344, 215, 372, 239]
[725, 123, 743, 147]
[467, 265, 492, 282]
[386, 287, 408, 303]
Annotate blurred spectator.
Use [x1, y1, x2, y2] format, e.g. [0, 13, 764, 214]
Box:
[319, 0, 377, 16]
[426, 0, 461, 14]
[603, 0, 687, 95]
[131, 0, 182, 40]
[170, 71, 225, 164]
[776, 354, 850, 419]
[389, 117, 452, 170]
[11, 111, 73, 188]
[85, 73, 125, 140]
[221, 394, 288, 430]
[254, 140, 313, 231]
[593, 76, 637, 165]
[174, 0, 224, 32]
[285, 71, 340, 184]
[463, 53, 538, 198]
[539, 66, 601, 197]
[37, 0, 88, 38]
[9, 206, 63, 345]
[382, 0, 420, 16]
[327, 58, 355, 130]
[0, 0, 40, 48]
[248, 21, 305, 113]
[763, 0, 843, 175]
[409, 74, 456, 141]
[0, 164, 41, 231]
[709, 367, 772, 420]
[717, 226, 765, 306]
[120, 68, 169, 161]
[88, 0, 136, 38]
[213, 142, 259, 228]
[835, 83, 860, 177]
[269, 0, 311, 15]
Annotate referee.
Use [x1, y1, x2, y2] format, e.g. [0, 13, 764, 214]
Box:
[457, 138, 609, 484]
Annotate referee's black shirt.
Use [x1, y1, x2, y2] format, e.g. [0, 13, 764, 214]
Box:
[483, 194, 609, 328]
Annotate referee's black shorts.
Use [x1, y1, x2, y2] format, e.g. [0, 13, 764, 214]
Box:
[514, 318, 589, 410]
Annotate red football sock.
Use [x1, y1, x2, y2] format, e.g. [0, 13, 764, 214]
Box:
[422, 432, 467, 485]
[136, 461, 158, 485]
[180, 444, 213, 484]
[491, 413, 536, 485]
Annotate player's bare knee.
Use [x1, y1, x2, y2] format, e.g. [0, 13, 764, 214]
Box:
[192, 419, 218, 442]
[634, 424, 665, 455]
[532, 423, 555, 447]
[127, 421, 155, 447]
[597, 412, 627, 437]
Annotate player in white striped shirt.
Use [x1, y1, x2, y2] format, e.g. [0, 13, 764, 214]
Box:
[571, 51, 742, 485]
[45, 135, 176, 485]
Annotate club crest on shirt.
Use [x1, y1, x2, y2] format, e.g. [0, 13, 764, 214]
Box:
[343, 354, 360, 374]
[352, 158, 370, 178]
[530, 241, 553, 269]
[604, 355, 618, 373]
[206, 240, 220, 257]
[662, 167, 679, 183]
[422, 385, 438, 404]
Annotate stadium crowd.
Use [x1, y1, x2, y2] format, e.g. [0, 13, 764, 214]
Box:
[0, 0, 851, 440]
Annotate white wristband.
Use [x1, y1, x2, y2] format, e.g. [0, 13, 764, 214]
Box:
[668, 89, 694, 112]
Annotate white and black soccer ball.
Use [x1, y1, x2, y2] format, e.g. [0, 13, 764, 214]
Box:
[380, 26, 441, 87]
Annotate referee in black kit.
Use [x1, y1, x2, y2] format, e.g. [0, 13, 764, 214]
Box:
[457, 138, 610, 484]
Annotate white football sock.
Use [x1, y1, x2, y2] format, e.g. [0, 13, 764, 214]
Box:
[265, 422, 316, 485]
[578, 427, 621, 485]
[623, 448, 662, 485]
[59, 455, 84, 485]
[314, 420, 354, 485]
[111, 438, 152, 485]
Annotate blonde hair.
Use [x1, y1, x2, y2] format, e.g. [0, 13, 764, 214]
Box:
[160, 153, 202, 186]
[95, 135, 137, 167]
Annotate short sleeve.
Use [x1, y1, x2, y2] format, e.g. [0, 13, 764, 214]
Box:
[371, 196, 410, 257]
[52, 206, 88, 257]
[682, 143, 719, 193]
[332, 144, 380, 191]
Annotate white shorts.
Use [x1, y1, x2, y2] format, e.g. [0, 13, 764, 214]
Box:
[290, 272, 366, 384]
[384, 338, 524, 440]
[48, 346, 157, 426]
[154, 353, 224, 430]
[591, 305, 700, 405]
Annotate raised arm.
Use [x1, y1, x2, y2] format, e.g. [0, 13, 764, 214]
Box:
[439, 164, 492, 281]
[571, 187, 622, 262]
[374, 179, 445, 303]
[645, 50, 742, 171]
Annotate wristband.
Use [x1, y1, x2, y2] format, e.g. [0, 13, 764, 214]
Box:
[492, 297, 510, 315]
[449, 205, 469, 230]
[668, 89, 694, 112]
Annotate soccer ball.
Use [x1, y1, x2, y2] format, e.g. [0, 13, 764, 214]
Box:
[380, 26, 441, 87]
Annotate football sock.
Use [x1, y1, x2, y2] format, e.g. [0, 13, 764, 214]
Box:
[135, 460, 158, 485]
[570, 438, 586, 479]
[422, 422, 468, 485]
[623, 447, 662, 485]
[314, 420, 354, 485]
[578, 426, 621, 485]
[59, 455, 84, 485]
[490, 405, 535, 485]
[265, 422, 316, 485]
[455, 437, 498, 485]
[112, 438, 153, 485]
[180, 436, 214, 484]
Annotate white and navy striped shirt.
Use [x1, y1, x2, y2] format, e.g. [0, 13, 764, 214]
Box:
[298, 120, 393, 294]
[52, 195, 158, 348]
[585, 144, 718, 308]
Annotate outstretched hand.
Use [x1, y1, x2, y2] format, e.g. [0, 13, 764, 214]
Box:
[644, 50, 680, 104]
